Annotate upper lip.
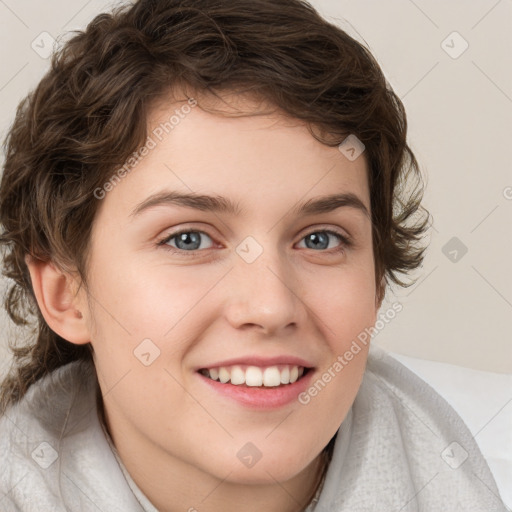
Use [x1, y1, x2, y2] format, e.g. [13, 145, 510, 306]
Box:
[196, 355, 315, 371]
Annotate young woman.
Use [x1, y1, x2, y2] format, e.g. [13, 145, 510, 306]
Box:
[0, 1, 506, 510]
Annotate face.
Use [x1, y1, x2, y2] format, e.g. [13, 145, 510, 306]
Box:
[80, 92, 378, 492]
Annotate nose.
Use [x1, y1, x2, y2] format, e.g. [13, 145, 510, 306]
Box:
[223, 245, 306, 336]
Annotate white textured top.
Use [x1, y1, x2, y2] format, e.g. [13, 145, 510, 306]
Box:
[0, 344, 507, 511]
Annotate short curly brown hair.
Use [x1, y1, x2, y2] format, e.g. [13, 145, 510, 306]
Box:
[0, 0, 429, 411]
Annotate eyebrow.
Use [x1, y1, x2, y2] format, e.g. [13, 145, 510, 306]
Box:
[129, 190, 370, 219]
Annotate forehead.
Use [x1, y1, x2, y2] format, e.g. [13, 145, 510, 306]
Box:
[99, 91, 370, 221]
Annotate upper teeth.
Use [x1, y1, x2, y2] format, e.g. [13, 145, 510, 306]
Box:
[202, 365, 305, 387]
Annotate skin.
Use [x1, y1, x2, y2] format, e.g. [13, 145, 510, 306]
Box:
[27, 92, 381, 512]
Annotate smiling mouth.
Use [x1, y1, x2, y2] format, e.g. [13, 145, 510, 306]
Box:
[198, 365, 310, 387]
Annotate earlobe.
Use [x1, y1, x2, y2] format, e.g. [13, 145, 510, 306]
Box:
[24, 255, 90, 345]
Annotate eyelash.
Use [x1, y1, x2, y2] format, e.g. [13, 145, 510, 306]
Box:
[156, 228, 353, 256]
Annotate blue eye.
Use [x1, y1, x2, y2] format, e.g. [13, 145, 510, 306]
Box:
[159, 230, 214, 251]
[296, 230, 348, 251]
[157, 228, 351, 255]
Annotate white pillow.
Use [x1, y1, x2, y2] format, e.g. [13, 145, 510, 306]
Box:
[388, 351, 512, 510]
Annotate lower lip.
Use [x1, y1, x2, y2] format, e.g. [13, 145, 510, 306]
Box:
[198, 370, 315, 409]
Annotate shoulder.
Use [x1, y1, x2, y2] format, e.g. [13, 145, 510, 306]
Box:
[0, 360, 147, 511]
[0, 360, 97, 511]
[315, 344, 508, 511]
[361, 344, 490, 469]
[363, 344, 487, 441]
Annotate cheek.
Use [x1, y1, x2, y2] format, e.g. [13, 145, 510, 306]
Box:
[306, 257, 378, 350]
[85, 252, 220, 366]
[298, 256, 376, 415]
[295, 268, 375, 445]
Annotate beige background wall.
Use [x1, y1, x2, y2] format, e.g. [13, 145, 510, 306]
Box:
[0, 0, 510, 374]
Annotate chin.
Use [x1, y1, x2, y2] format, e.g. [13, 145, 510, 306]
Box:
[189, 444, 315, 486]
[221, 463, 308, 486]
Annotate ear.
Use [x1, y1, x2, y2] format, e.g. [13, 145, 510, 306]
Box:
[25, 255, 90, 345]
